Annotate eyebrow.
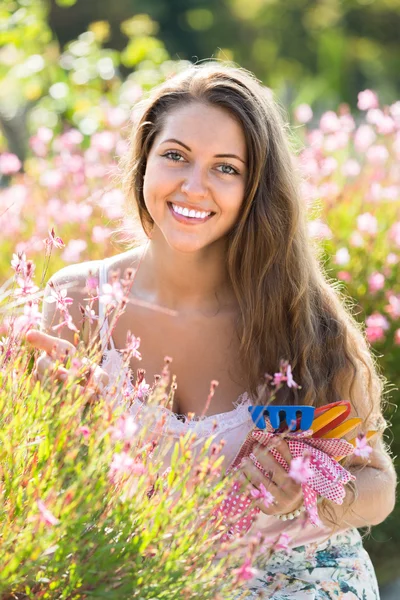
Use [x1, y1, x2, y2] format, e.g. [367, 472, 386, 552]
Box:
[160, 138, 246, 164]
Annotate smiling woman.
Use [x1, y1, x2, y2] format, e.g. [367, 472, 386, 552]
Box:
[32, 62, 396, 599]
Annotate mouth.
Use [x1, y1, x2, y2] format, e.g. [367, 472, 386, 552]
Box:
[167, 202, 215, 225]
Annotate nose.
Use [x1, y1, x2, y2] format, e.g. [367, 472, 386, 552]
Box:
[181, 165, 208, 199]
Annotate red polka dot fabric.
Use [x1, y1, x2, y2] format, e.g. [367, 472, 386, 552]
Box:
[213, 424, 356, 542]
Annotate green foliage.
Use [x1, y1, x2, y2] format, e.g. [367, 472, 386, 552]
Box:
[0, 344, 241, 598]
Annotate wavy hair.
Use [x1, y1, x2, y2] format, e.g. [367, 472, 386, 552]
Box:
[118, 63, 387, 452]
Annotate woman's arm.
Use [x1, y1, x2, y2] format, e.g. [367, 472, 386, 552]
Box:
[320, 438, 397, 528]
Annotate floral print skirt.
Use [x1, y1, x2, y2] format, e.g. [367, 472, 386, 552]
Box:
[233, 528, 380, 599]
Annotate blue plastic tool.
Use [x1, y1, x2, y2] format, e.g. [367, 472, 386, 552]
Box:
[248, 405, 315, 431]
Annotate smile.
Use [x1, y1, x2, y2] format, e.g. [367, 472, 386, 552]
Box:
[168, 202, 214, 224]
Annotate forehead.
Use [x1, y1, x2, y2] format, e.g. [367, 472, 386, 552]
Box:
[156, 101, 247, 158]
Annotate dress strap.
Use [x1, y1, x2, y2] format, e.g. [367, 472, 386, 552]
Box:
[98, 257, 116, 353]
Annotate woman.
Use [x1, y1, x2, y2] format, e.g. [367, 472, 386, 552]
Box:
[27, 63, 396, 598]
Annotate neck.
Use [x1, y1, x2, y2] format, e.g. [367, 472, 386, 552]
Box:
[133, 230, 236, 314]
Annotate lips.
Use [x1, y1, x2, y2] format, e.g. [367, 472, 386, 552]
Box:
[167, 202, 215, 225]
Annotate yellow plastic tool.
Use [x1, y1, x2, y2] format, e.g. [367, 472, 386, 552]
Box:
[320, 417, 362, 440]
[310, 405, 349, 436]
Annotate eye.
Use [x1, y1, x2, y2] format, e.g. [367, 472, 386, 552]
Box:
[217, 163, 239, 176]
[163, 151, 185, 162]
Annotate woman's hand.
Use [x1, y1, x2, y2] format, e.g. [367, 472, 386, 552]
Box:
[26, 330, 109, 401]
[238, 439, 304, 516]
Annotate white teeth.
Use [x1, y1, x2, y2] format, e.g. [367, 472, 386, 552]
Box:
[171, 204, 211, 220]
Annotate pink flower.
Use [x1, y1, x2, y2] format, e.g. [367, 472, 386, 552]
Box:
[365, 312, 389, 343]
[394, 329, 400, 346]
[286, 364, 299, 389]
[91, 131, 115, 153]
[354, 124, 376, 153]
[368, 272, 385, 293]
[111, 415, 138, 441]
[0, 152, 22, 175]
[77, 425, 90, 438]
[272, 372, 285, 386]
[308, 220, 333, 240]
[37, 499, 60, 526]
[319, 111, 340, 133]
[43, 227, 65, 250]
[14, 277, 39, 299]
[52, 312, 79, 333]
[85, 274, 99, 295]
[11, 252, 27, 276]
[232, 557, 258, 582]
[357, 89, 379, 111]
[289, 455, 313, 484]
[389, 221, 400, 248]
[108, 452, 146, 483]
[250, 482, 275, 508]
[100, 281, 124, 307]
[337, 271, 352, 283]
[13, 302, 42, 335]
[354, 435, 373, 459]
[61, 239, 87, 263]
[125, 331, 142, 361]
[334, 248, 350, 266]
[80, 304, 98, 325]
[92, 225, 112, 244]
[341, 159, 361, 178]
[274, 532, 291, 552]
[366, 145, 389, 165]
[357, 213, 378, 236]
[136, 378, 150, 400]
[45, 286, 73, 312]
[294, 104, 313, 124]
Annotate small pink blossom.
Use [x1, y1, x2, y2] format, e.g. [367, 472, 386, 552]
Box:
[111, 415, 138, 441]
[385, 294, 400, 319]
[250, 482, 275, 509]
[341, 159, 361, 178]
[354, 435, 373, 459]
[77, 425, 90, 439]
[45, 286, 73, 312]
[232, 557, 258, 582]
[100, 281, 124, 307]
[52, 311, 79, 333]
[0, 152, 22, 175]
[80, 304, 98, 325]
[319, 111, 340, 133]
[354, 124, 376, 152]
[272, 372, 284, 386]
[286, 364, 299, 389]
[11, 252, 27, 276]
[14, 277, 39, 299]
[92, 225, 112, 244]
[368, 272, 385, 293]
[337, 271, 352, 283]
[334, 248, 350, 266]
[61, 239, 87, 263]
[274, 532, 291, 552]
[357, 90, 379, 111]
[366, 145, 389, 165]
[43, 227, 65, 250]
[365, 312, 389, 343]
[13, 301, 42, 335]
[108, 451, 146, 483]
[91, 131, 115, 153]
[136, 378, 150, 400]
[394, 329, 400, 346]
[357, 213, 378, 236]
[294, 104, 313, 124]
[37, 499, 60, 526]
[288, 454, 313, 484]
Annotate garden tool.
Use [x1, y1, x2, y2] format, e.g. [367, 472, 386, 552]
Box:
[213, 401, 370, 542]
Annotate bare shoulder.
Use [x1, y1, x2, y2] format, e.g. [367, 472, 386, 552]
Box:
[41, 246, 145, 345]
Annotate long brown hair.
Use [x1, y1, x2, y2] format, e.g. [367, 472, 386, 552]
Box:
[119, 62, 387, 440]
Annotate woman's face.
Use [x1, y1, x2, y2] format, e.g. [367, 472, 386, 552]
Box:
[143, 101, 248, 253]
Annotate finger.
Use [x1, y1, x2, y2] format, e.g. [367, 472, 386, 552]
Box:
[250, 447, 301, 497]
[26, 330, 76, 359]
[36, 352, 69, 382]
